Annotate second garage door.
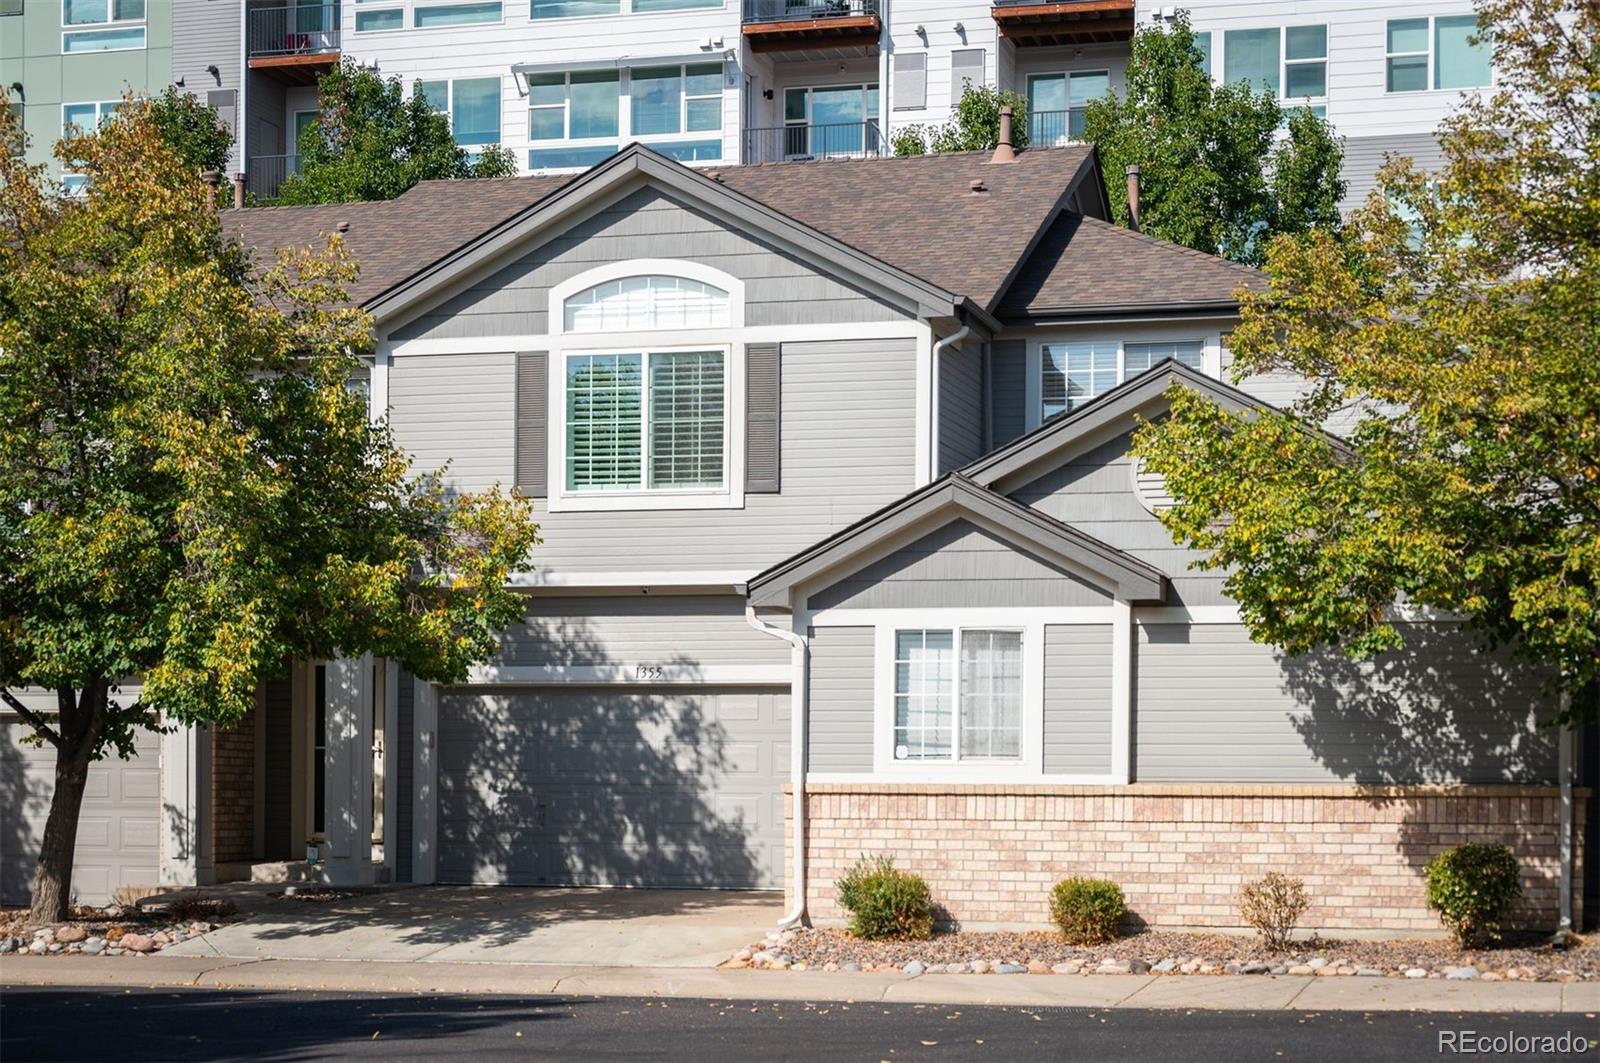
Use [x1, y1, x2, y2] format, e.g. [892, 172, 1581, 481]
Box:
[437, 686, 789, 889]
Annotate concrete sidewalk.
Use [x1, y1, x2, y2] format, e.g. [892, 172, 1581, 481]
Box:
[4, 955, 1596, 1013]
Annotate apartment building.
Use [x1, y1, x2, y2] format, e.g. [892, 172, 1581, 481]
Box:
[1, 1, 245, 179]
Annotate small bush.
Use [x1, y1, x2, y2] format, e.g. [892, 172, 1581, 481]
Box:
[1239, 873, 1309, 951]
[836, 856, 934, 941]
[1050, 877, 1126, 944]
[163, 897, 239, 924]
[1425, 843, 1522, 948]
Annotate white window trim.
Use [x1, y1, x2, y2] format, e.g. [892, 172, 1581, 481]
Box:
[1217, 24, 1327, 108]
[547, 259, 746, 513]
[1022, 68, 1111, 145]
[527, 69, 620, 166]
[1383, 14, 1493, 96]
[417, 76, 504, 151]
[1023, 327, 1221, 432]
[527, 0, 727, 23]
[781, 82, 881, 159]
[351, 0, 506, 32]
[807, 605, 1131, 784]
[60, 100, 119, 194]
[528, 62, 726, 174]
[61, 0, 145, 54]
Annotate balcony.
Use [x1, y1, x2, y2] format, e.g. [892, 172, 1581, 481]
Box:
[743, 121, 887, 164]
[742, 0, 881, 57]
[246, 153, 301, 203]
[248, 4, 341, 85]
[1027, 109, 1079, 147]
[991, 0, 1133, 47]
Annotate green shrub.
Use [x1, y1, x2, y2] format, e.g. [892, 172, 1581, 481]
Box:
[1425, 843, 1522, 948]
[1050, 877, 1126, 944]
[836, 856, 934, 940]
[1239, 873, 1309, 951]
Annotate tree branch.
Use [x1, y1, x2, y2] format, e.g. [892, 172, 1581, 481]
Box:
[1, 686, 62, 748]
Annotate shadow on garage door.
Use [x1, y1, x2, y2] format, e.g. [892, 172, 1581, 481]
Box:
[436, 686, 789, 889]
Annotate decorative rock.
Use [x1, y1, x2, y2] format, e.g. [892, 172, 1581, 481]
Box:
[1404, 968, 1428, 979]
[1096, 959, 1133, 975]
[1288, 965, 1314, 976]
[1052, 962, 1083, 975]
[1197, 961, 1220, 975]
[1357, 968, 1383, 977]
[1151, 959, 1177, 973]
[83, 938, 105, 956]
[1179, 960, 1201, 974]
[151, 932, 170, 946]
[1479, 972, 1503, 982]
[1270, 965, 1287, 976]
[120, 934, 156, 954]
[751, 950, 776, 966]
[46, 943, 63, 954]
[1129, 959, 1151, 975]
[105, 948, 123, 957]
[1444, 966, 1479, 980]
[55, 926, 87, 944]
[0, 938, 15, 955]
[27, 940, 47, 956]
[840, 961, 860, 972]
[1240, 962, 1270, 975]
[822, 962, 839, 972]
[995, 962, 1028, 975]
[1223, 962, 1242, 975]
[735, 948, 753, 962]
[1027, 960, 1051, 975]
[903, 961, 926, 976]
[1307, 957, 1329, 969]
[1315, 966, 1340, 977]
[968, 960, 989, 975]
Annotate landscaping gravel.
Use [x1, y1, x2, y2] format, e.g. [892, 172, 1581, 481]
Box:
[730, 927, 1599, 982]
[0, 898, 238, 959]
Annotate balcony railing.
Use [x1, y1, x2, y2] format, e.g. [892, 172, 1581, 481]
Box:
[1027, 109, 1085, 147]
[742, 0, 878, 24]
[744, 121, 887, 164]
[247, 153, 301, 202]
[248, 4, 341, 59]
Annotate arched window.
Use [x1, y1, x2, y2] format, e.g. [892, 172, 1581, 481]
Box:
[562, 275, 731, 333]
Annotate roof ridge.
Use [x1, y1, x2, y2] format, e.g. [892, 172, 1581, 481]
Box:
[1068, 212, 1264, 278]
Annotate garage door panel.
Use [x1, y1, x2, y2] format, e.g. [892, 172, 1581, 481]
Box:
[437, 686, 788, 889]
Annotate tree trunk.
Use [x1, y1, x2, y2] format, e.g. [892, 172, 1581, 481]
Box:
[27, 684, 105, 926]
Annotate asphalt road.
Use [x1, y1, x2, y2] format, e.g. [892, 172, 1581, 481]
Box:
[1, 986, 1594, 1062]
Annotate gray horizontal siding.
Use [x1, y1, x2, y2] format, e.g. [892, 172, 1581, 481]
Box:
[1010, 431, 1228, 607]
[938, 342, 984, 474]
[391, 187, 904, 342]
[989, 339, 1026, 447]
[497, 594, 789, 671]
[388, 350, 515, 494]
[1134, 623, 1559, 785]
[1043, 624, 1112, 775]
[1340, 132, 1445, 214]
[807, 626, 874, 774]
[809, 519, 1113, 611]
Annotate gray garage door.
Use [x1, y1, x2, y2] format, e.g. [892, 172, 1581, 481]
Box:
[1, 717, 161, 906]
[437, 686, 789, 889]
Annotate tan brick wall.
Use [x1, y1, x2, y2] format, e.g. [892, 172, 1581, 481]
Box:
[211, 712, 256, 865]
[788, 783, 1587, 934]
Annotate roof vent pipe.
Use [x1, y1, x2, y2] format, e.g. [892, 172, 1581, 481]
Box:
[232, 172, 246, 210]
[200, 170, 220, 211]
[1125, 164, 1142, 232]
[990, 106, 1016, 164]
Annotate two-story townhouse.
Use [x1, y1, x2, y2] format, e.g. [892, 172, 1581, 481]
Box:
[10, 138, 1585, 933]
[285, 0, 1491, 218]
[1, 0, 250, 182]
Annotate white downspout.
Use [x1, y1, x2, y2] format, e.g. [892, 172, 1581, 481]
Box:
[929, 324, 971, 481]
[747, 605, 809, 928]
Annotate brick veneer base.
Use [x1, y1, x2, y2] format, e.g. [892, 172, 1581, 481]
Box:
[786, 784, 1587, 934]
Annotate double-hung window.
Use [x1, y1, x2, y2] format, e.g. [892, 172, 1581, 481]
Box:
[62, 0, 144, 52]
[1041, 339, 1203, 418]
[1386, 16, 1491, 93]
[893, 629, 1022, 762]
[354, 0, 502, 29]
[60, 100, 117, 194]
[1025, 70, 1109, 145]
[419, 77, 502, 157]
[782, 84, 879, 159]
[630, 63, 722, 162]
[561, 275, 732, 496]
[1222, 25, 1326, 116]
[529, 70, 620, 170]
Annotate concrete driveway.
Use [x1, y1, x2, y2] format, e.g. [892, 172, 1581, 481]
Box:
[162, 886, 780, 968]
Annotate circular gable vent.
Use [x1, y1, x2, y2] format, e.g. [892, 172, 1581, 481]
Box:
[1132, 456, 1176, 516]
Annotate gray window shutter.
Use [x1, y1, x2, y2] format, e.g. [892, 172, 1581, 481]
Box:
[745, 343, 780, 494]
[893, 53, 927, 111]
[951, 49, 985, 103]
[515, 351, 548, 498]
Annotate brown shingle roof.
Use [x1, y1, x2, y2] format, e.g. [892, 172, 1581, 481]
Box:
[223, 146, 1095, 314]
[996, 211, 1266, 319]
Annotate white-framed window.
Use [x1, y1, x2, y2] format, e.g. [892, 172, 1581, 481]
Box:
[1041, 339, 1204, 419]
[892, 628, 1023, 762]
[530, 0, 717, 18]
[61, 0, 144, 52]
[60, 99, 118, 194]
[782, 83, 879, 159]
[353, 0, 502, 30]
[1221, 24, 1327, 115]
[1024, 69, 1109, 145]
[1386, 15, 1491, 93]
[564, 274, 730, 333]
[565, 348, 727, 493]
[418, 76, 502, 156]
[529, 63, 723, 172]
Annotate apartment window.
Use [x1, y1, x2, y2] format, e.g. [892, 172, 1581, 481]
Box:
[1283, 25, 1327, 99]
[631, 63, 722, 161]
[1387, 16, 1491, 92]
[1223, 27, 1280, 95]
[1193, 31, 1212, 76]
[353, 0, 403, 31]
[60, 100, 117, 194]
[529, 69, 618, 170]
[413, 0, 502, 26]
[782, 84, 878, 158]
[1041, 339, 1203, 417]
[1026, 70, 1108, 144]
[61, 0, 144, 52]
[531, 0, 617, 16]
[893, 629, 1022, 762]
[565, 350, 726, 492]
[419, 77, 502, 154]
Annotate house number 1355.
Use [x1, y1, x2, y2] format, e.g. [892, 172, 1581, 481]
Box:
[635, 665, 665, 681]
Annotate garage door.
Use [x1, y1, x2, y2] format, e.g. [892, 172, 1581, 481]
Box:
[1, 718, 161, 906]
[437, 686, 789, 889]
